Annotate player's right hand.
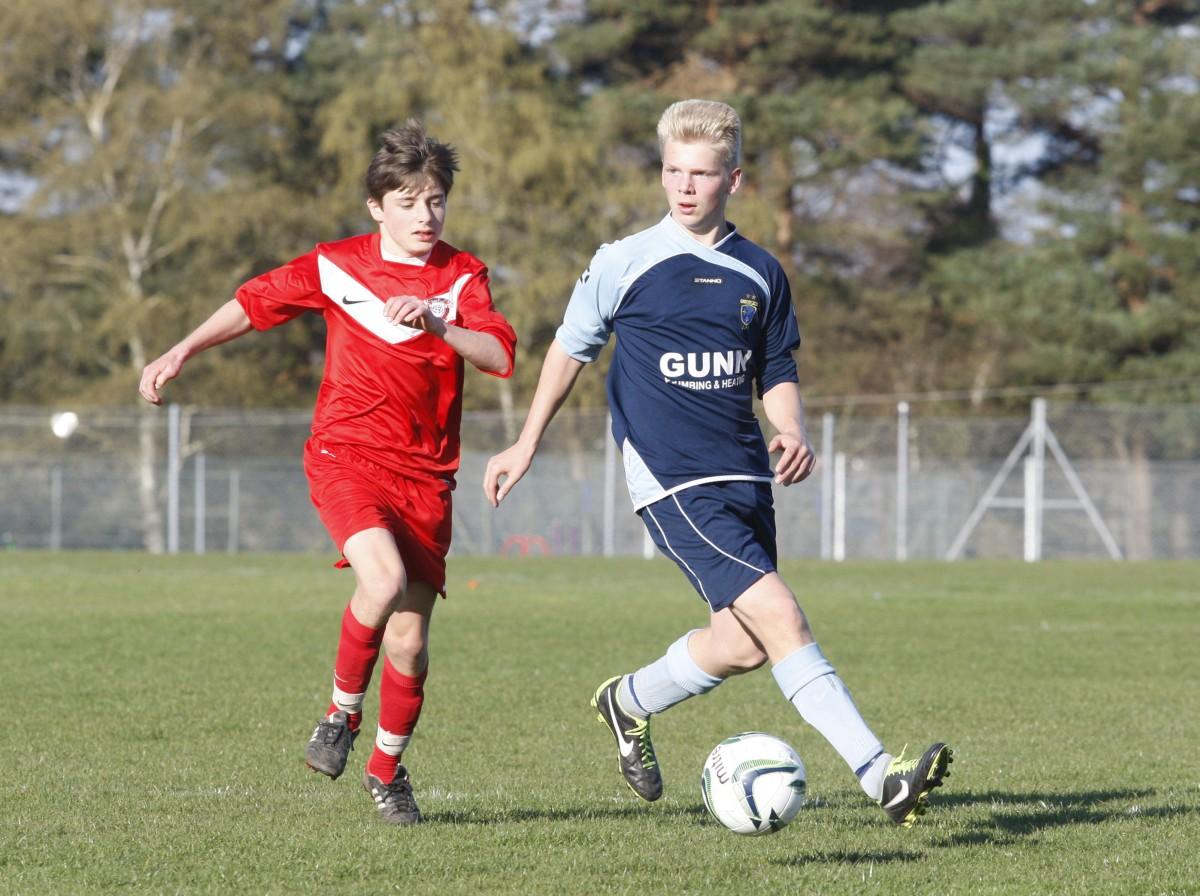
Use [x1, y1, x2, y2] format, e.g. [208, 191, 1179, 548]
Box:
[483, 444, 534, 508]
[138, 352, 183, 406]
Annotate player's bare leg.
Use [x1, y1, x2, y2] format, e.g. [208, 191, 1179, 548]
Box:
[686, 607, 770, 678]
[730, 573, 952, 826]
[722, 573, 813, 662]
[363, 581, 435, 825]
[307, 529, 405, 780]
[344, 528, 410, 628]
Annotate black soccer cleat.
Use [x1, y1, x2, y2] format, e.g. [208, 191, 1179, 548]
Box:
[591, 676, 663, 802]
[879, 742, 953, 827]
[363, 767, 422, 825]
[305, 710, 358, 779]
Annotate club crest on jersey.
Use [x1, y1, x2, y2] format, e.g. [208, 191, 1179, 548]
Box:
[427, 297, 449, 319]
[739, 295, 760, 329]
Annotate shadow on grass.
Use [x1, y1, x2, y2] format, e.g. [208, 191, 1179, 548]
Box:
[417, 787, 1197, 856]
[770, 788, 1197, 866]
[774, 849, 926, 867]
[930, 787, 1198, 847]
[428, 804, 711, 825]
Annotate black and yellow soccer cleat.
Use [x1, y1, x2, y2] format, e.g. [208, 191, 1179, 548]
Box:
[592, 676, 663, 802]
[879, 742, 953, 827]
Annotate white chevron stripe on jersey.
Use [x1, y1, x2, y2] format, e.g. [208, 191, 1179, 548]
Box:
[316, 254, 471, 345]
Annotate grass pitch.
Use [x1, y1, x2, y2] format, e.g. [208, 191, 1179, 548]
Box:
[1, 553, 1197, 895]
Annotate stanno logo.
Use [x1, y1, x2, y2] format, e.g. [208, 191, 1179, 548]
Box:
[694, 276, 723, 285]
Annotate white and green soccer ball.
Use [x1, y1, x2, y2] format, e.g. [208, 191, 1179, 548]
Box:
[700, 732, 807, 835]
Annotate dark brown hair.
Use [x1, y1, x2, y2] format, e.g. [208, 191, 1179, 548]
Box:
[366, 119, 459, 201]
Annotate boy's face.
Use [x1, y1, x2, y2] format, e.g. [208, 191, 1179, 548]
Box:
[660, 140, 741, 240]
[367, 179, 447, 258]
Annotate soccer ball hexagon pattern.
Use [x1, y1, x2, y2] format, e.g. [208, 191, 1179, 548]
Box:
[700, 732, 807, 835]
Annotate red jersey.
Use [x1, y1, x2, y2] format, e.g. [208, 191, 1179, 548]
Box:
[235, 233, 516, 482]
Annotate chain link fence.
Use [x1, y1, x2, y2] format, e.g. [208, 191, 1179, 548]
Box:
[2, 402, 1197, 560]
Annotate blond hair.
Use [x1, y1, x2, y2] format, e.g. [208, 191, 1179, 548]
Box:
[656, 99, 742, 170]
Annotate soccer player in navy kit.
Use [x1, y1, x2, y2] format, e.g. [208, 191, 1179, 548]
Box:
[484, 99, 951, 826]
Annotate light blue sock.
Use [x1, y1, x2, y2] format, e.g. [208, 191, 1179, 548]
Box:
[856, 752, 893, 802]
[621, 630, 724, 717]
[772, 643, 885, 780]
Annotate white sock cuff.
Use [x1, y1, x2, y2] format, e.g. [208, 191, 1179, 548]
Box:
[332, 684, 366, 714]
[771, 642, 835, 701]
[666, 630, 723, 696]
[375, 727, 411, 757]
[857, 751, 891, 801]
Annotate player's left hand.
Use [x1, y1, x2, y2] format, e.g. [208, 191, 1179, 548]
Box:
[383, 295, 447, 337]
[768, 431, 816, 486]
[483, 441, 535, 507]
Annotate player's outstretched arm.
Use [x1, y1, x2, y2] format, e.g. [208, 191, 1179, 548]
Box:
[483, 341, 584, 507]
[762, 381, 816, 486]
[138, 299, 254, 406]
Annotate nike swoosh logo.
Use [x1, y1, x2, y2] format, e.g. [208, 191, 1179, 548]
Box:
[340, 295, 372, 305]
[883, 779, 910, 808]
[607, 701, 635, 757]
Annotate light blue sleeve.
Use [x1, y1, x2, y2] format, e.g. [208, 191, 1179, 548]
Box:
[555, 242, 628, 363]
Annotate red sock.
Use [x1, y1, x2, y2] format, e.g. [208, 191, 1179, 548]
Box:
[366, 660, 427, 783]
[326, 604, 384, 732]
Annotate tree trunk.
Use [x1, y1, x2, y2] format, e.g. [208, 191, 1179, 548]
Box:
[773, 151, 794, 255]
[968, 113, 993, 233]
[497, 376, 517, 444]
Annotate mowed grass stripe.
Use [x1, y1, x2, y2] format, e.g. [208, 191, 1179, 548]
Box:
[1, 554, 1197, 895]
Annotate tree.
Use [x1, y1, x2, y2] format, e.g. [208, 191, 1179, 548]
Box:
[0, 0, 308, 549]
[304, 0, 638, 415]
[549, 1, 941, 400]
[909, 0, 1200, 403]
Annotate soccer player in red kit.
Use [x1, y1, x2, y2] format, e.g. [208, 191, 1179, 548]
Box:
[138, 121, 517, 825]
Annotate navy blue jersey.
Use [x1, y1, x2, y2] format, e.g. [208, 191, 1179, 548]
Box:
[557, 214, 800, 509]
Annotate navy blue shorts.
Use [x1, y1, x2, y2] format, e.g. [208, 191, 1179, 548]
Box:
[638, 480, 778, 612]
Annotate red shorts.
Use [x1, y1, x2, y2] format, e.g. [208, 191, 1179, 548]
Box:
[303, 439, 453, 594]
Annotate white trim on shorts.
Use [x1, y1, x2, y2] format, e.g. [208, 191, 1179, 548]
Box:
[644, 504, 710, 603]
[672, 493, 768, 576]
[630, 473, 773, 511]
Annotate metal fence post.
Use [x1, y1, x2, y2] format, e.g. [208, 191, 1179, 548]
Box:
[1026, 398, 1046, 562]
[897, 401, 909, 561]
[833, 451, 847, 562]
[49, 466, 63, 551]
[227, 468, 240, 553]
[194, 452, 206, 555]
[167, 403, 181, 555]
[820, 413, 835, 560]
[603, 412, 615, 557]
